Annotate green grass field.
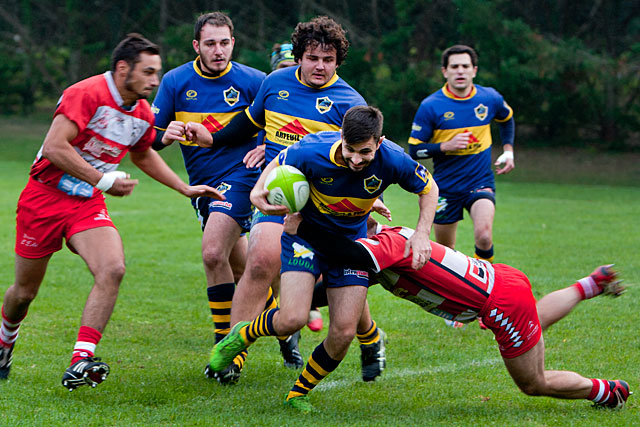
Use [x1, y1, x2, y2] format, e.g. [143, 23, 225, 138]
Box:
[0, 116, 638, 426]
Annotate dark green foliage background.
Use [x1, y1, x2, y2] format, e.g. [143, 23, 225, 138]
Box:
[1, 0, 639, 150]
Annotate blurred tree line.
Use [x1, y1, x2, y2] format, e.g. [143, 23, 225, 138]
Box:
[1, 0, 638, 150]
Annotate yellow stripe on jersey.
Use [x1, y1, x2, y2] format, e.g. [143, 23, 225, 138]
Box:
[264, 110, 341, 148]
[173, 111, 242, 146]
[416, 166, 434, 195]
[430, 124, 492, 156]
[309, 183, 374, 217]
[494, 102, 514, 122]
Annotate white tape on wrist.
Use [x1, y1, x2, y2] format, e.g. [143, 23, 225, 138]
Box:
[95, 171, 127, 191]
[496, 151, 514, 164]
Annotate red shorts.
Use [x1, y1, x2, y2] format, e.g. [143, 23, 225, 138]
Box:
[479, 264, 542, 358]
[15, 178, 116, 258]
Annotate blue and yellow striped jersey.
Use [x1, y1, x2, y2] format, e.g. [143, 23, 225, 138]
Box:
[152, 59, 265, 185]
[278, 131, 433, 239]
[246, 66, 366, 163]
[409, 84, 512, 192]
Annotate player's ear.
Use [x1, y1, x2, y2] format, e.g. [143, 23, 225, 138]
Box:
[192, 39, 200, 55]
[115, 60, 130, 76]
[377, 136, 384, 147]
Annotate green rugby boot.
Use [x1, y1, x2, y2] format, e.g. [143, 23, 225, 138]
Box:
[209, 321, 250, 372]
[283, 395, 313, 413]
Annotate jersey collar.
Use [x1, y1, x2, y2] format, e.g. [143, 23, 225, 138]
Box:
[296, 68, 339, 89]
[442, 83, 477, 100]
[192, 57, 232, 79]
[330, 139, 348, 168]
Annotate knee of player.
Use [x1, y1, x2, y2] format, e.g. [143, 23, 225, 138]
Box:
[201, 247, 230, 270]
[94, 260, 126, 285]
[474, 231, 493, 248]
[9, 283, 39, 305]
[277, 311, 307, 335]
[515, 378, 544, 396]
[330, 326, 357, 349]
[245, 257, 279, 282]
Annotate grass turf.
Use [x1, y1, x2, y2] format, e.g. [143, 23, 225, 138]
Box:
[0, 116, 638, 425]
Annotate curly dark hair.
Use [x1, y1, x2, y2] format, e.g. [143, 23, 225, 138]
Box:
[291, 16, 349, 66]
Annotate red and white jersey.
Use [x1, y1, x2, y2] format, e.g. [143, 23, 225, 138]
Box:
[358, 226, 495, 322]
[30, 71, 155, 197]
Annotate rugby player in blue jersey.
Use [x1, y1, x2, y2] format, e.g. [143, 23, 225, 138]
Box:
[151, 12, 299, 383]
[409, 45, 515, 264]
[188, 16, 391, 382]
[208, 106, 439, 412]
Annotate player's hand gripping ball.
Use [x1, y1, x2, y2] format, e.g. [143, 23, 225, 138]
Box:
[264, 165, 310, 212]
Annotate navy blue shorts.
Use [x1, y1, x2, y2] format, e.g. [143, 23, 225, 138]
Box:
[192, 179, 254, 232]
[435, 188, 495, 225]
[280, 233, 370, 288]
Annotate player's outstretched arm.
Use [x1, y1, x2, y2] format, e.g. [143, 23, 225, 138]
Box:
[129, 149, 224, 199]
[405, 181, 438, 270]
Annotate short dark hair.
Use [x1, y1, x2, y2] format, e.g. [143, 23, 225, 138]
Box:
[342, 106, 384, 144]
[111, 33, 160, 72]
[442, 44, 478, 68]
[194, 11, 234, 41]
[291, 16, 349, 66]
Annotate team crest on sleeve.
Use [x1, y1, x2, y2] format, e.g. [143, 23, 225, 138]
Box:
[414, 164, 429, 183]
[223, 86, 240, 106]
[474, 104, 488, 121]
[364, 175, 382, 194]
[315, 96, 334, 114]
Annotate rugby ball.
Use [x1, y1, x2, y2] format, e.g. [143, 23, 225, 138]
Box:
[264, 165, 310, 212]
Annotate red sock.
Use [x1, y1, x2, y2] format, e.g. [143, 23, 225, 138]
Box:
[588, 378, 611, 403]
[71, 326, 102, 365]
[0, 306, 27, 348]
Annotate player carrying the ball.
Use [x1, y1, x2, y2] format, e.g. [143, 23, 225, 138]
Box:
[208, 105, 439, 412]
[190, 16, 390, 382]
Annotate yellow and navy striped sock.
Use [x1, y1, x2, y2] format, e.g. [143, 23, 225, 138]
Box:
[357, 320, 380, 345]
[264, 287, 278, 311]
[242, 308, 279, 344]
[207, 283, 235, 343]
[474, 245, 494, 263]
[287, 341, 340, 400]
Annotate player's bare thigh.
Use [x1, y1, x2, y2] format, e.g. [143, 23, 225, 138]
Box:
[469, 197, 495, 248]
[68, 226, 125, 279]
[434, 222, 458, 249]
[245, 221, 284, 277]
[502, 336, 546, 392]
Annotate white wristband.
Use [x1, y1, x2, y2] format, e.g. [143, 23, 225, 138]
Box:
[95, 171, 127, 191]
[496, 151, 514, 164]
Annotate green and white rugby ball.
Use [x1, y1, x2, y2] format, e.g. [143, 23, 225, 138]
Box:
[264, 165, 310, 213]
